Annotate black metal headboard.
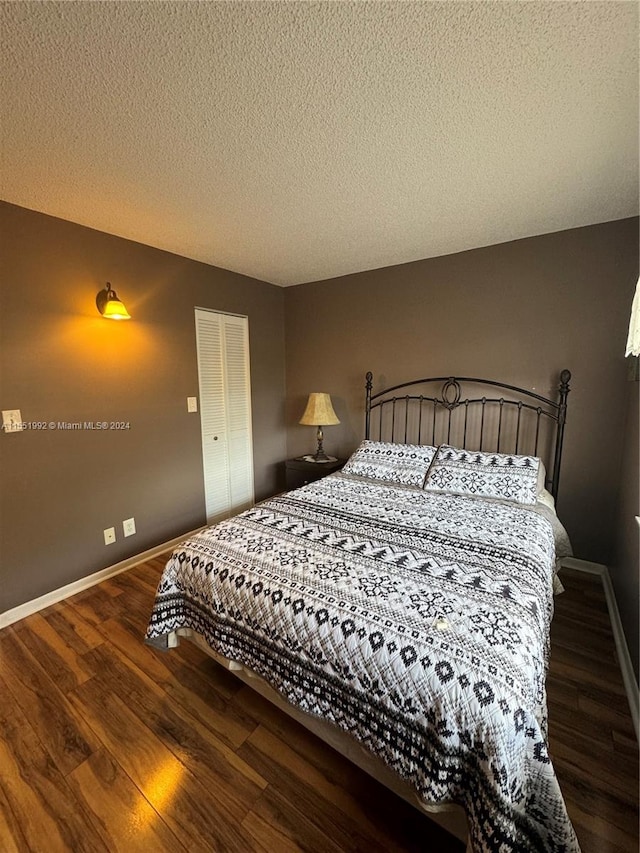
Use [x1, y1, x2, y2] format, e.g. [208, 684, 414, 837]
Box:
[365, 370, 571, 502]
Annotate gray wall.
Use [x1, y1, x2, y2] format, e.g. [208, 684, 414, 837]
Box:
[284, 218, 639, 569]
[0, 202, 287, 613]
[2, 202, 637, 674]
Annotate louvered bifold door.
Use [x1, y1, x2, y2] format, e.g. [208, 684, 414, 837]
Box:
[222, 313, 255, 514]
[195, 309, 254, 525]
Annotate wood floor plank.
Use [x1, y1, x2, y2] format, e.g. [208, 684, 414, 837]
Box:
[157, 637, 244, 702]
[558, 568, 603, 589]
[248, 785, 346, 853]
[550, 640, 626, 685]
[241, 808, 307, 853]
[611, 726, 640, 757]
[12, 611, 95, 694]
[67, 586, 125, 627]
[46, 600, 105, 653]
[0, 675, 109, 853]
[0, 784, 26, 853]
[549, 656, 628, 698]
[97, 577, 127, 599]
[550, 625, 618, 665]
[129, 553, 170, 581]
[554, 597, 613, 627]
[545, 674, 580, 710]
[565, 800, 638, 853]
[548, 718, 636, 779]
[550, 736, 637, 806]
[68, 679, 265, 852]
[91, 613, 174, 684]
[108, 567, 163, 600]
[550, 674, 631, 720]
[0, 630, 100, 776]
[98, 614, 251, 748]
[72, 647, 266, 804]
[104, 585, 154, 623]
[81, 641, 264, 793]
[553, 757, 638, 838]
[550, 702, 618, 752]
[67, 748, 185, 853]
[576, 694, 637, 739]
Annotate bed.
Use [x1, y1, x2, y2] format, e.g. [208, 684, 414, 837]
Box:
[145, 370, 579, 853]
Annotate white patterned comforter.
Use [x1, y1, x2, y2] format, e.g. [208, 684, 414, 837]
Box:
[146, 472, 579, 852]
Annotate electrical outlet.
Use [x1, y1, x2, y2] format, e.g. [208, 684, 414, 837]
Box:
[104, 527, 116, 545]
[187, 396, 198, 413]
[123, 517, 136, 537]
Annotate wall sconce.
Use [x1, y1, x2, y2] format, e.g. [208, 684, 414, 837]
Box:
[96, 282, 131, 320]
[299, 392, 340, 462]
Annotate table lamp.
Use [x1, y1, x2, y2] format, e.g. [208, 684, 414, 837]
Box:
[299, 393, 340, 462]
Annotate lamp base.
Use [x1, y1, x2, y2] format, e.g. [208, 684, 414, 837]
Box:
[302, 454, 338, 464]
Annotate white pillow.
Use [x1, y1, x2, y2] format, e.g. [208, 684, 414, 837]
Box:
[424, 445, 540, 505]
[342, 439, 437, 487]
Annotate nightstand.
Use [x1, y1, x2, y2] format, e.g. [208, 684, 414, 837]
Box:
[285, 457, 345, 490]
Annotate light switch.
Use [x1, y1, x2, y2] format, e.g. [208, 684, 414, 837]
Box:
[2, 409, 23, 433]
[187, 396, 198, 413]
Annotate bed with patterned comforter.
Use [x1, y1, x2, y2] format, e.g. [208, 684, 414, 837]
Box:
[146, 469, 579, 852]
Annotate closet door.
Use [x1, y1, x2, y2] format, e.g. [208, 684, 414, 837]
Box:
[222, 315, 254, 512]
[195, 309, 254, 524]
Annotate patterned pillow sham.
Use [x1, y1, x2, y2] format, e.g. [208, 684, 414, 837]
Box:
[342, 440, 437, 487]
[423, 444, 540, 505]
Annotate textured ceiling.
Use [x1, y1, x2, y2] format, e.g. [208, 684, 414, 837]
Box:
[1, 1, 638, 286]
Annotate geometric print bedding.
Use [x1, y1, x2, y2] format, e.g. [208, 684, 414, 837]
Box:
[146, 473, 579, 852]
[424, 445, 541, 505]
[341, 438, 437, 486]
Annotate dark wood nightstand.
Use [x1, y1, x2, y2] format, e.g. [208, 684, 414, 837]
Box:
[285, 457, 345, 490]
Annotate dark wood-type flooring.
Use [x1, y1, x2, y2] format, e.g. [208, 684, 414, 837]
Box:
[0, 559, 637, 852]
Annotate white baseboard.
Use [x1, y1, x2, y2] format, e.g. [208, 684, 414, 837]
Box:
[0, 526, 206, 630]
[561, 557, 639, 742]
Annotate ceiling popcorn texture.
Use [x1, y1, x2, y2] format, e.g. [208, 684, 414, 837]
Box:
[1, 1, 638, 286]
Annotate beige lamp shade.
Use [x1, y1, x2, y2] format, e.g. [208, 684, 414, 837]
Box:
[299, 393, 340, 462]
[299, 393, 340, 426]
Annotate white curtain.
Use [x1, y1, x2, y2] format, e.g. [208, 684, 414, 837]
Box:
[626, 277, 640, 357]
